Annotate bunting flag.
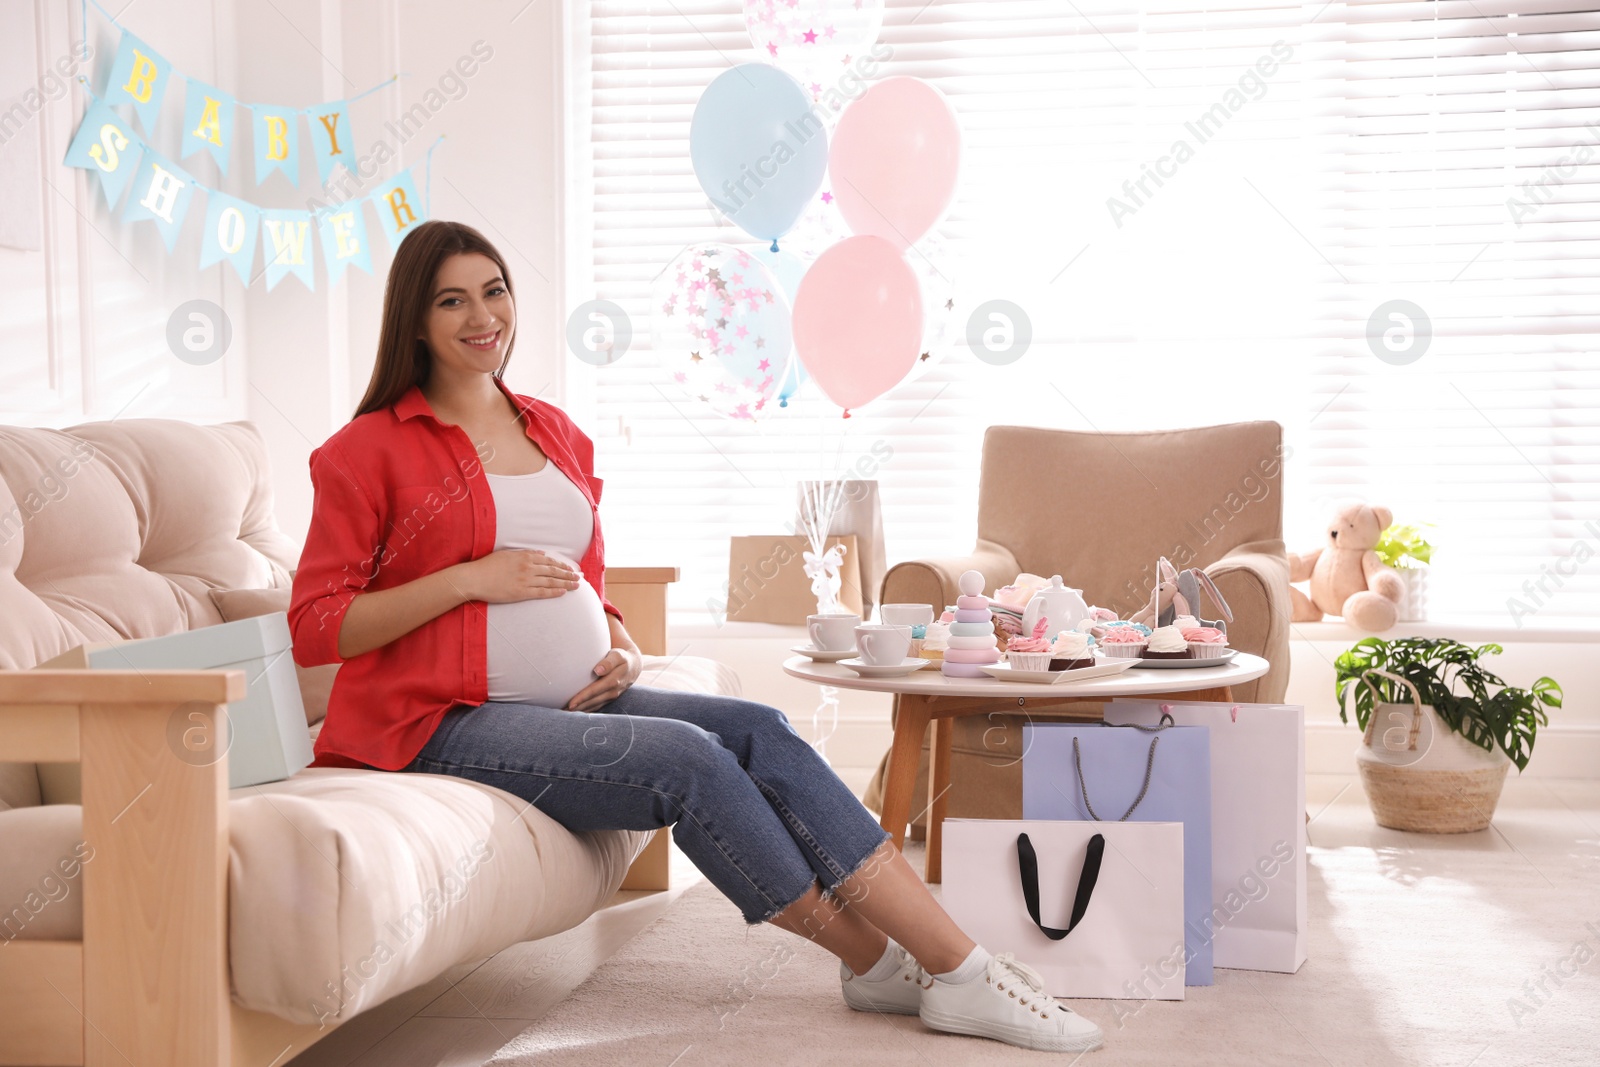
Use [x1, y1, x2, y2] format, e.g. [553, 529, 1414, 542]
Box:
[306, 100, 353, 183]
[317, 203, 373, 282]
[199, 190, 260, 284]
[62, 95, 143, 208]
[252, 104, 300, 186]
[371, 169, 424, 250]
[261, 209, 316, 291]
[121, 148, 198, 251]
[101, 29, 171, 134]
[182, 79, 237, 174]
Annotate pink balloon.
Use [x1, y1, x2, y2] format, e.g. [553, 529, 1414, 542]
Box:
[830, 76, 961, 250]
[792, 235, 923, 413]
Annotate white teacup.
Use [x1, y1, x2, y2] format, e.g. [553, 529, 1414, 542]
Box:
[879, 603, 934, 627]
[854, 623, 912, 666]
[807, 613, 861, 653]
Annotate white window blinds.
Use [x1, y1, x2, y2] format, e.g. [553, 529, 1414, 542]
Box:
[567, 0, 1598, 624]
[1303, 0, 1600, 624]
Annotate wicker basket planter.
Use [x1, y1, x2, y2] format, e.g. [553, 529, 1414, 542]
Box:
[1353, 668, 1510, 834]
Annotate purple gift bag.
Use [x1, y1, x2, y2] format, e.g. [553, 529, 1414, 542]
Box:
[1022, 721, 1213, 987]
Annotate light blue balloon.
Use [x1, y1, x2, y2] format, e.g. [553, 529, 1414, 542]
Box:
[752, 246, 810, 405]
[691, 64, 828, 249]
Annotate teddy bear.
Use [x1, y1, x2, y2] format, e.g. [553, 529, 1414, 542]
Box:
[1289, 501, 1405, 632]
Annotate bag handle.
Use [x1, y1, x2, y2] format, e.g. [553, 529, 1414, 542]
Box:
[1357, 668, 1424, 751]
[1017, 832, 1104, 942]
[1072, 735, 1160, 821]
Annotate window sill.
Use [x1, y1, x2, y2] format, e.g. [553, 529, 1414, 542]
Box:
[1290, 619, 1600, 645]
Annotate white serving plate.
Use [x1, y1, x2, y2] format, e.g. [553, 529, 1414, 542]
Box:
[1120, 649, 1238, 669]
[977, 658, 1140, 684]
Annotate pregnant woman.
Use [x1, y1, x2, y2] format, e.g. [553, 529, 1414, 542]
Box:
[288, 220, 1101, 1055]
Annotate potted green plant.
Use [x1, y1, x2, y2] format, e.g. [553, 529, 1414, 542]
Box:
[1373, 522, 1434, 621]
[1334, 636, 1561, 833]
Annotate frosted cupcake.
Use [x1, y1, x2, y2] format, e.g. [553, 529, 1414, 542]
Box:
[1181, 626, 1230, 659]
[920, 620, 952, 661]
[1047, 629, 1095, 671]
[1144, 624, 1192, 660]
[1098, 627, 1149, 658]
[1005, 618, 1054, 672]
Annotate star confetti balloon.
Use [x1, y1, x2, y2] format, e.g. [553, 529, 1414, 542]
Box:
[743, 0, 886, 113]
[653, 243, 795, 422]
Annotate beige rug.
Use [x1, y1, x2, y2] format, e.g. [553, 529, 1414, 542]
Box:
[486, 843, 1598, 1066]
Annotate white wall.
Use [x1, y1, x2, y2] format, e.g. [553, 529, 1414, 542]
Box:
[0, 0, 568, 546]
[0, 0, 244, 430]
[238, 0, 570, 542]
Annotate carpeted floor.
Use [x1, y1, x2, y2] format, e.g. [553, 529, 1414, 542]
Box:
[482, 838, 1599, 1066]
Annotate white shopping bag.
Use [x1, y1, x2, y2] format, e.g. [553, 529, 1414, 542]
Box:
[942, 819, 1187, 1001]
[1105, 700, 1307, 974]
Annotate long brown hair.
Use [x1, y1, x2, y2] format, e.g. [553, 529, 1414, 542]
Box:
[353, 220, 516, 418]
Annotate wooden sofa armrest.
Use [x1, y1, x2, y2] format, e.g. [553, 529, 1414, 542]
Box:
[603, 566, 680, 657]
[601, 567, 680, 891]
[0, 669, 243, 1067]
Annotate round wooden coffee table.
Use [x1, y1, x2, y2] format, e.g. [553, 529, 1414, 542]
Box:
[783, 653, 1271, 882]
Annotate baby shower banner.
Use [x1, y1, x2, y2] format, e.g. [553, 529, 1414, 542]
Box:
[63, 3, 436, 291]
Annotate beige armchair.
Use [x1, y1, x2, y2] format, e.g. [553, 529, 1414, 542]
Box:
[863, 421, 1292, 834]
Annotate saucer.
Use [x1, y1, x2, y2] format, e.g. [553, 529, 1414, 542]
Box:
[791, 644, 855, 663]
[977, 659, 1139, 684]
[837, 657, 931, 678]
[1122, 649, 1238, 669]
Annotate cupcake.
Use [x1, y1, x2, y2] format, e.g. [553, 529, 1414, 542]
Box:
[1047, 629, 1095, 671]
[920, 620, 951, 661]
[1143, 625, 1192, 659]
[1004, 618, 1053, 672]
[1089, 619, 1152, 642]
[908, 624, 927, 658]
[1181, 626, 1230, 659]
[1098, 627, 1149, 658]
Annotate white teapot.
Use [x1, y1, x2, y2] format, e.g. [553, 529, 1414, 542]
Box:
[1022, 575, 1090, 642]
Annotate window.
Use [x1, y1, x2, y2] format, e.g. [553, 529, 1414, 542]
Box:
[566, 0, 1598, 624]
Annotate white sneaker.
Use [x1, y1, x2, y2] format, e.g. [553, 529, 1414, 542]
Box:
[920, 952, 1104, 1053]
[840, 944, 928, 1016]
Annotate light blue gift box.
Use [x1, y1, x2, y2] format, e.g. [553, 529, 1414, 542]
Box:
[40, 612, 312, 789]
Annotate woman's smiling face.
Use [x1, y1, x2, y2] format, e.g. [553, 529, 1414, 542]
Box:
[420, 252, 515, 374]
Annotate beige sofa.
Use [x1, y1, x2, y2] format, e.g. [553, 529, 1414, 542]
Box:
[0, 417, 737, 1067]
[863, 421, 1293, 836]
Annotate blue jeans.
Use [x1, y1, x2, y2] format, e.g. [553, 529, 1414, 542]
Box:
[398, 685, 893, 924]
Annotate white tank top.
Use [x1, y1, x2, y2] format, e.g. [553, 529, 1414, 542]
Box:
[482, 462, 614, 708]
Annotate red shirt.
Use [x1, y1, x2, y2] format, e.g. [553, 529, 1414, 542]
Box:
[288, 376, 623, 771]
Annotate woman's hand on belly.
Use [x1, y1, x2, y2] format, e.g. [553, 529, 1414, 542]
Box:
[461, 549, 583, 602]
[566, 647, 643, 712]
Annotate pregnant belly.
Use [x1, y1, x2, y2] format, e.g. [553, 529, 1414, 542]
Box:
[485, 577, 614, 708]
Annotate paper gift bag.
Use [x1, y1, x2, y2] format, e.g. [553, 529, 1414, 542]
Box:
[796, 479, 886, 615]
[724, 534, 862, 623]
[1105, 700, 1307, 974]
[942, 819, 1187, 1000]
[1021, 722, 1214, 986]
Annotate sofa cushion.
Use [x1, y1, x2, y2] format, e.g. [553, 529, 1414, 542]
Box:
[210, 586, 339, 726]
[0, 420, 299, 672]
[228, 768, 649, 1024]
